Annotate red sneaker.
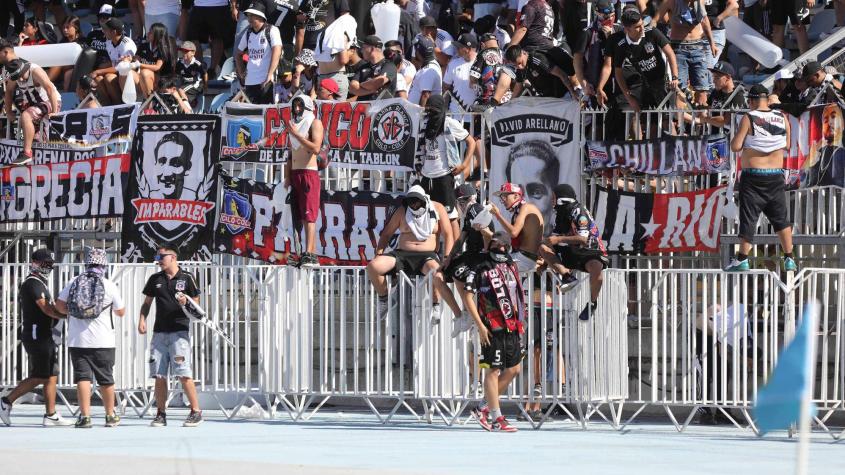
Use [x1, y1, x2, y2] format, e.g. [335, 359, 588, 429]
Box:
[492, 416, 518, 432]
[472, 406, 492, 431]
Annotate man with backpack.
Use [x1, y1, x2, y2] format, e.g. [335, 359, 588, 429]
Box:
[138, 246, 203, 427]
[235, 2, 283, 104]
[283, 95, 325, 268]
[0, 249, 73, 427]
[55, 248, 126, 428]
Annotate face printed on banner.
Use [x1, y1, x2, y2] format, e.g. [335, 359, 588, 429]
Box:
[822, 105, 843, 144]
[505, 140, 558, 226]
[150, 132, 194, 200]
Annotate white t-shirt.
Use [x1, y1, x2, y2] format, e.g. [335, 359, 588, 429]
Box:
[443, 56, 477, 114]
[145, 0, 181, 15]
[59, 274, 125, 349]
[422, 116, 469, 178]
[194, 0, 228, 7]
[403, 0, 426, 20]
[399, 59, 417, 87]
[107, 36, 137, 66]
[238, 24, 283, 86]
[314, 13, 357, 63]
[408, 60, 442, 105]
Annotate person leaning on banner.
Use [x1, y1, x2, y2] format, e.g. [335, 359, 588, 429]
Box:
[613, 8, 679, 113]
[366, 185, 464, 325]
[0, 249, 73, 428]
[540, 184, 609, 321]
[501, 44, 582, 100]
[138, 246, 204, 428]
[55, 248, 126, 429]
[283, 95, 324, 268]
[235, 3, 283, 105]
[726, 84, 797, 273]
[3, 57, 61, 166]
[688, 61, 746, 129]
[490, 183, 545, 274]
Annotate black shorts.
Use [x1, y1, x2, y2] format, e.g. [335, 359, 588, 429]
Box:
[443, 251, 482, 283]
[557, 246, 609, 273]
[69, 347, 115, 385]
[738, 172, 791, 242]
[243, 82, 274, 105]
[387, 249, 439, 277]
[419, 174, 456, 217]
[22, 339, 59, 379]
[630, 80, 668, 109]
[187, 5, 236, 48]
[532, 307, 554, 349]
[480, 330, 525, 370]
[770, 0, 811, 26]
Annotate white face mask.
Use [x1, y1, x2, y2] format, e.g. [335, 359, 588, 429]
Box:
[410, 204, 427, 217]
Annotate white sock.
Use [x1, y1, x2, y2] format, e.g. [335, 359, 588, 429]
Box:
[490, 408, 502, 420]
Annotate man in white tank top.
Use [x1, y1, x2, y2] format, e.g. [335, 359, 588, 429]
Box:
[726, 84, 796, 273]
[3, 58, 61, 166]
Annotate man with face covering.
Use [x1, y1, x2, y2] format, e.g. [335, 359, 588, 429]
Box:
[540, 184, 608, 321]
[0, 249, 72, 427]
[408, 36, 442, 106]
[284, 95, 325, 268]
[419, 94, 476, 239]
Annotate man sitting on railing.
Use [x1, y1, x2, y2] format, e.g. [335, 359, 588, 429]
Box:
[490, 183, 544, 274]
[366, 185, 464, 325]
[3, 56, 61, 166]
[466, 231, 526, 433]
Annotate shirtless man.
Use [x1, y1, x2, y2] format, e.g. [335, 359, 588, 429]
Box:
[283, 95, 324, 268]
[366, 185, 464, 324]
[3, 58, 61, 165]
[653, 0, 717, 107]
[726, 84, 796, 272]
[490, 183, 544, 274]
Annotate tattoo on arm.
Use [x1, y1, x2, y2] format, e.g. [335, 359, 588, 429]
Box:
[140, 301, 151, 318]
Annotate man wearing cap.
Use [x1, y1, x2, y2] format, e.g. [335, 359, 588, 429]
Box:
[491, 183, 545, 274]
[313, 0, 357, 100]
[419, 15, 456, 68]
[541, 184, 609, 321]
[175, 41, 208, 107]
[573, 0, 621, 104]
[3, 57, 61, 165]
[85, 4, 116, 70]
[502, 44, 580, 99]
[444, 33, 479, 120]
[350, 35, 398, 101]
[55, 248, 126, 428]
[801, 61, 843, 103]
[770, 69, 800, 105]
[236, 3, 283, 105]
[317, 77, 340, 100]
[408, 35, 442, 106]
[89, 17, 138, 105]
[0, 249, 72, 427]
[727, 84, 797, 273]
[695, 61, 745, 129]
[366, 185, 463, 324]
[293, 48, 318, 96]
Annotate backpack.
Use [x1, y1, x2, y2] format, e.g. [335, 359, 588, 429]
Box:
[67, 272, 110, 320]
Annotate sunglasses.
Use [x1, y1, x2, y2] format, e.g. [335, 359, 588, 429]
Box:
[154, 253, 175, 262]
[406, 199, 424, 210]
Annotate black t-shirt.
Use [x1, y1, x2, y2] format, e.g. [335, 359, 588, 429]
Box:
[355, 58, 397, 101]
[85, 27, 110, 66]
[704, 0, 728, 30]
[520, 0, 555, 53]
[143, 269, 201, 333]
[19, 274, 55, 342]
[514, 51, 566, 98]
[576, 23, 622, 92]
[176, 57, 206, 93]
[709, 87, 747, 110]
[462, 203, 493, 253]
[137, 41, 174, 76]
[612, 29, 669, 84]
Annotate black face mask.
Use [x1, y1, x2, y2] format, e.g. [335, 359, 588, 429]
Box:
[424, 94, 447, 140]
[488, 242, 511, 263]
[386, 49, 403, 66]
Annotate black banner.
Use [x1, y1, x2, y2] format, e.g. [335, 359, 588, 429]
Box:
[47, 104, 139, 147]
[0, 140, 128, 222]
[215, 173, 399, 265]
[120, 115, 220, 262]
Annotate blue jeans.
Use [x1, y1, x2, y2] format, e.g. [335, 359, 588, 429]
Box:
[145, 12, 180, 39]
[673, 41, 714, 92]
[232, 13, 250, 58]
[711, 29, 726, 67]
[149, 331, 192, 378]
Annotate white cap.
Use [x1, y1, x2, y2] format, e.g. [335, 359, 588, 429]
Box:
[773, 69, 794, 80]
[99, 4, 113, 15]
[243, 8, 267, 20]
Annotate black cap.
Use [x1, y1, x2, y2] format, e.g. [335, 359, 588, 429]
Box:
[5, 59, 30, 81]
[490, 231, 510, 245]
[595, 0, 614, 14]
[455, 183, 477, 199]
[457, 33, 478, 49]
[709, 61, 735, 78]
[419, 16, 437, 29]
[105, 17, 124, 31]
[748, 84, 770, 99]
[553, 184, 577, 201]
[360, 35, 383, 48]
[31, 248, 54, 263]
[801, 60, 823, 79]
[414, 36, 436, 59]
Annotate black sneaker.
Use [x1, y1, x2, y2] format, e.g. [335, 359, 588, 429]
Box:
[183, 410, 203, 427]
[74, 415, 92, 428]
[150, 412, 167, 427]
[696, 407, 716, 425]
[105, 413, 121, 427]
[578, 301, 597, 321]
[12, 151, 32, 166]
[300, 253, 320, 268]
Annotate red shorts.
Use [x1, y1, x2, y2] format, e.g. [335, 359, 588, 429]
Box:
[290, 169, 321, 224]
[21, 101, 57, 124]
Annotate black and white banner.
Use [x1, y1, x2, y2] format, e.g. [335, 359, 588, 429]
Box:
[221, 99, 421, 170]
[0, 140, 128, 222]
[215, 173, 399, 265]
[489, 97, 581, 231]
[47, 104, 139, 147]
[585, 135, 730, 175]
[120, 115, 220, 262]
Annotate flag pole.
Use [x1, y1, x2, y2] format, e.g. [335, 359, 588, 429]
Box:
[795, 302, 818, 475]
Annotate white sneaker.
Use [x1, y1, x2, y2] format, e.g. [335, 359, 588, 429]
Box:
[377, 297, 390, 321]
[430, 303, 442, 325]
[0, 398, 11, 426]
[451, 312, 474, 337]
[43, 412, 74, 427]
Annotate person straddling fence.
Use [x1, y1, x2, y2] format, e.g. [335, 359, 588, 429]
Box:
[490, 183, 544, 274]
[3, 53, 61, 166]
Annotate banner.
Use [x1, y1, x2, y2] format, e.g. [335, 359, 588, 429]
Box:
[215, 173, 399, 265]
[796, 102, 845, 188]
[586, 135, 729, 175]
[120, 115, 220, 262]
[0, 140, 128, 222]
[591, 185, 726, 254]
[489, 97, 581, 231]
[220, 99, 421, 170]
[47, 103, 139, 147]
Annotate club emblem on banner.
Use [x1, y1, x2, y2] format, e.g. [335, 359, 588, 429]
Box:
[223, 118, 264, 157]
[221, 189, 252, 234]
[372, 103, 412, 152]
[90, 114, 111, 140]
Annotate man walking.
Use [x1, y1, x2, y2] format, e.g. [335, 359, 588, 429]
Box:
[138, 246, 204, 427]
[0, 249, 72, 427]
